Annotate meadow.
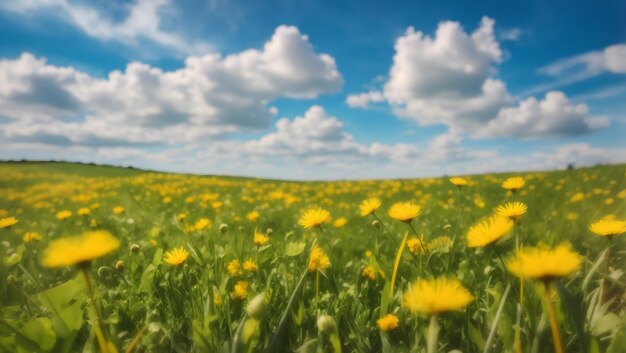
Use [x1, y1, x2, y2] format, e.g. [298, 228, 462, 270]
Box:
[0, 161, 624, 353]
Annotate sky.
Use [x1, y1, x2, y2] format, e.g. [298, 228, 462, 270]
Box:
[0, 0, 625, 180]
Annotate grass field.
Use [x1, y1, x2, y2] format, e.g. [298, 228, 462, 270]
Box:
[0, 162, 624, 353]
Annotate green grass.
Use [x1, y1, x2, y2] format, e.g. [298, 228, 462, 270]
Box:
[0, 162, 624, 353]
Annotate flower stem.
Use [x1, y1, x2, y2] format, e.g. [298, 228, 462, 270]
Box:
[427, 315, 439, 353]
[543, 281, 564, 353]
[315, 270, 320, 316]
[373, 213, 400, 249]
[81, 265, 111, 353]
[408, 222, 434, 274]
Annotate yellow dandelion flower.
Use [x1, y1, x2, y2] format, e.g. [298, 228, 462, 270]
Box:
[474, 197, 486, 208]
[231, 280, 249, 300]
[467, 216, 513, 248]
[299, 208, 330, 229]
[365, 250, 373, 258]
[361, 265, 376, 280]
[333, 217, 347, 228]
[359, 197, 382, 216]
[23, 232, 42, 242]
[589, 219, 626, 237]
[569, 192, 585, 203]
[0, 217, 18, 229]
[227, 259, 243, 276]
[77, 207, 91, 216]
[213, 292, 223, 305]
[388, 202, 421, 223]
[247, 211, 260, 222]
[502, 177, 525, 191]
[253, 229, 269, 246]
[56, 210, 72, 220]
[177, 213, 187, 221]
[163, 246, 189, 266]
[377, 314, 399, 332]
[506, 243, 582, 281]
[496, 202, 527, 220]
[149, 239, 158, 247]
[194, 218, 212, 231]
[308, 244, 331, 272]
[113, 206, 125, 215]
[163, 197, 172, 204]
[243, 259, 258, 272]
[449, 177, 469, 187]
[42, 230, 120, 268]
[566, 212, 578, 221]
[403, 277, 474, 315]
[407, 237, 425, 255]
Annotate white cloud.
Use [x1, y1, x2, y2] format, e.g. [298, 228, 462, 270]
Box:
[603, 44, 626, 73]
[347, 16, 609, 139]
[2, 104, 622, 179]
[349, 17, 514, 130]
[239, 105, 367, 158]
[0, 0, 209, 54]
[478, 91, 609, 138]
[499, 28, 523, 41]
[346, 91, 385, 108]
[524, 43, 626, 95]
[463, 143, 626, 175]
[0, 26, 343, 146]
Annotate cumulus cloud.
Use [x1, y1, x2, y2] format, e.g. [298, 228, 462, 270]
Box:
[478, 91, 609, 138]
[348, 17, 514, 129]
[219, 105, 368, 161]
[347, 17, 609, 139]
[0, 26, 343, 146]
[384, 17, 511, 127]
[191, 106, 499, 178]
[0, 0, 208, 54]
[346, 91, 385, 108]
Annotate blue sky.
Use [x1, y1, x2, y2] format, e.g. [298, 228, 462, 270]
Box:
[0, 0, 624, 179]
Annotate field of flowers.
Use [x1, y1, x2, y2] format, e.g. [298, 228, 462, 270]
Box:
[0, 162, 624, 353]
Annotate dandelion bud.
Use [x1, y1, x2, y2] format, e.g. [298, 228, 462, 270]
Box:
[238, 226, 245, 232]
[372, 220, 381, 228]
[219, 223, 229, 233]
[317, 315, 336, 334]
[7, 274, 17, 285]
[266, 228, 273, 235]
[115, 260, 125, 271]
[130, 244, 140, 253]
[246, 293, 268, 319]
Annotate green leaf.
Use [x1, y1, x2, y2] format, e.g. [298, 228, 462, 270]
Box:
[139, 264, 156, 293]
[380, 331, 393, 353]
[607, 321, 626, 353]
[469, 322, 485, 352]
[285, 242, 306, 257]
[592, 313, 621, 336]
[151, 248, 163, 266]
[22, 318, 56, 351]
[242, 319, 260, 353]
[36, 276, 85, 336]
[554, 281, 586, 350]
